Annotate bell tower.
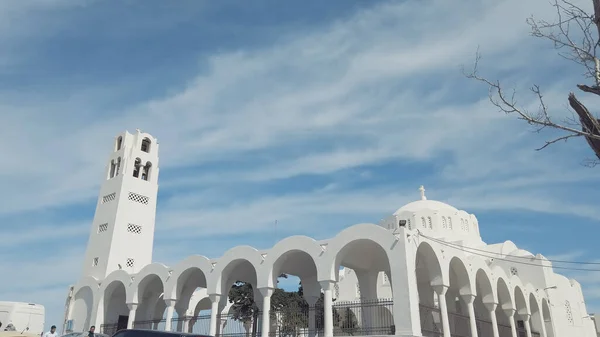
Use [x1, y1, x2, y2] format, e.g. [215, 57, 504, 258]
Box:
[80, 129, 160, 280]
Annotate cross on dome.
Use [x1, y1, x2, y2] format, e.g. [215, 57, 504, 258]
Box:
[419, 185, 426, 200]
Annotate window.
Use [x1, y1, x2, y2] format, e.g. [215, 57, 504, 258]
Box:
[133, 158, 141, 178]
[116, 136, 123, 151]
[383, 273, 389, 285]
[102, 192, 116, 203]
[421, 217, 426, 228]
[407, 219, 411, 230]
[141, 138, 151, 153]
[109, 159, 116, 178]
[126, 258, 135, 268]
[141, 162, 152, 181]
[565, 300, 574, 325]
[115, 157, 121, 176]
[92, 257, 99, 267]
[128, 192, 149, 205]
[98, 223, 108, 233]
[448, 217, 453, 229]
[510, 267, 518, 276]
[442, 216, 447, 229]
[127, 223, 142, 234]
[427, 216, 432, 229]
[355, 283, 361, 298]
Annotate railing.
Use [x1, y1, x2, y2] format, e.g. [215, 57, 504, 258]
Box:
[418, 304, 542, 337]
[186, 314, 211, 334]
[102, 300, 542, 337]
[332, 298, 395, 336]
[132, 318, 166, 331]
[220, 310, 264, 337]
[99, 323, 118, 336]
[269, 301, 321, 337]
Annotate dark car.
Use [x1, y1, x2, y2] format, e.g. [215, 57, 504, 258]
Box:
[112, 330, 211, 337]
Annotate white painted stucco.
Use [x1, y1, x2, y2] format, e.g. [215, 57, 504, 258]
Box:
[64, 131, 597, 337]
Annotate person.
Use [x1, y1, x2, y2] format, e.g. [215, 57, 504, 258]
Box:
[88, 326, 95, 337]
[43, 325, 58, 337]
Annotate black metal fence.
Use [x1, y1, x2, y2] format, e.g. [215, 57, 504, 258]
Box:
[132, 318, 166, 331]
[332, 298, 395, 336]
[187, 314, 211, 335]
[417, 304, 542, 337]
[220, 311, 264, 337]
[99, 323, 118, 336]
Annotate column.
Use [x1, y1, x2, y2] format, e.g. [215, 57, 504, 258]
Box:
[304, 295, 319, 337]
[182, 310, 192, 333]
[164, 299, 177, 332]
[461, 294, 478, 337]
[259, 287, 274, 337]
[209, 294, 221, 337]
[483, 303, 499, 337]
[503, 309, 517, 337]
[539, 310, 548, 337]
[127, 303, 138, 329]
[523, 314, 532, 337]
[319, 281, 335, 337]
[433, 285, 451, 337]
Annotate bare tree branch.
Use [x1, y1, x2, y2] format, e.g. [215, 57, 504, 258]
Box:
[463, 0, 600, 166]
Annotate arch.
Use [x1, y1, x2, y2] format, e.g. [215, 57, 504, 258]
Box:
[542, 298, 554, 337]
[141, 138, 151, 153]
[142, 161, 152, 181]
[116, 136, 123, 151]
[317, 223, 400, 282]
[258, 235, 322, 289]
[164, 255, 213, 301]
[116, 157, 122, 176]
[474, 268, 496, 304]
[448, 256, 474, 295]
[100, 279, 128, 326]
[208, 246, 262, 295]
[415, 241, 446, 287]
[133, 158, 141, 178]
[72, 286, 94, 331]
[513, 284, 530, 316]
[529, 293, 544, 335]
[496, 276, 514, 311]
[127, 263, 170, 303]
[99, 270, 132, 300]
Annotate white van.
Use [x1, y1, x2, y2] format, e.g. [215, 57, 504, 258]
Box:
[0, 302, 45, 335]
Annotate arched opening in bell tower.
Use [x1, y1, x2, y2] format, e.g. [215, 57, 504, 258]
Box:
[141, 138, 151, 153]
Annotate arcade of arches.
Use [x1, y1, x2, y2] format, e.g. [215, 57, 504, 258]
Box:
[67, 224, 564, 337]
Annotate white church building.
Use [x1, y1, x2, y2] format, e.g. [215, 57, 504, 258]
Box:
[62, 130, 598, 337]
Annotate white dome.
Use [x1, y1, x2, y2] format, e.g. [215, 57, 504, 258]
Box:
[393, 199, 459, 215]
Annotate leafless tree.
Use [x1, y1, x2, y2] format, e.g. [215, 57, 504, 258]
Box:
[464, 0, 600, 166]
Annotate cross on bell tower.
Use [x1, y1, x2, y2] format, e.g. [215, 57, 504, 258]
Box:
[419, 185, 427, 200]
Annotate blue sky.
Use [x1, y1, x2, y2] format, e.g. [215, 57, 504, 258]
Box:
[1, 0, 599, 331]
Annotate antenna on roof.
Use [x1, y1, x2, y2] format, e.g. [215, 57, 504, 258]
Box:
[274, 219, 278, 245]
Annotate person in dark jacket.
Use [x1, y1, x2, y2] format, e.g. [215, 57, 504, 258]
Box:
[88, 326, 96, 337]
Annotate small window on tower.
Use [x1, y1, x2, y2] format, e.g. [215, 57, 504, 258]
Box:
[115, 157, 121, 176]
[116, 136, 123, 151]
[141, 138, 151, 153]
[92, 257, 99, 267]
[109, 159, 116, 179]
[126, 258, 135, 268]
[141, 162, 152, 181]
[133, 158, 141, 178]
